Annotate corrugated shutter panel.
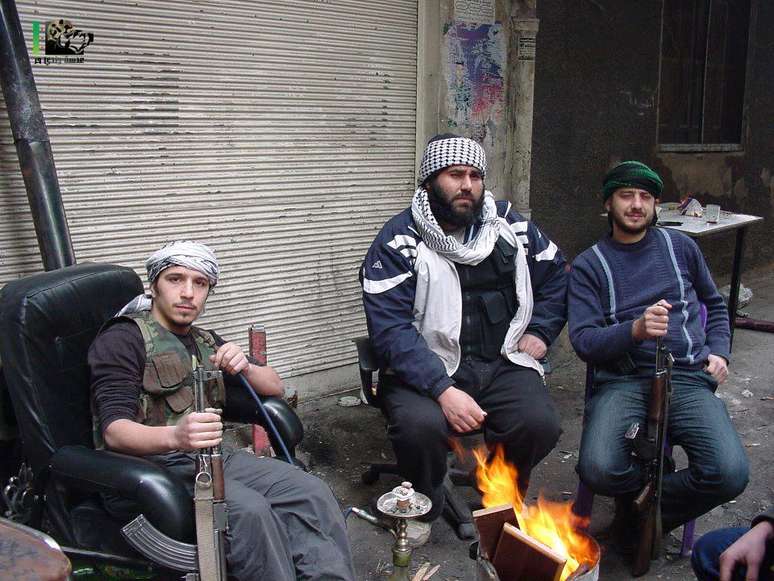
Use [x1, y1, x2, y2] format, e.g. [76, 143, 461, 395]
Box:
[0, 0, 417, 381]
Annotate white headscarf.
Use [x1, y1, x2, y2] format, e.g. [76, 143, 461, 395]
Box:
[116, 240, 219, 316]
[145, 240, 219, 287]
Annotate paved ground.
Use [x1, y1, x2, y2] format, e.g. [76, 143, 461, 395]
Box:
[294, 263, 774, 581]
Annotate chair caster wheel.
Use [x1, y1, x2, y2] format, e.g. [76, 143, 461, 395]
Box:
[457, 522, 476, 540]
[361, 469, 379, 485]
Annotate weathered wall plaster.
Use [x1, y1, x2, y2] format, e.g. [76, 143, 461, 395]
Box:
[434, 0, 515, 199]
[529, 0, 772, 276]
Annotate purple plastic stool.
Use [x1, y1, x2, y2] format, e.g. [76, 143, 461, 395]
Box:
[573, 364, 696, 557]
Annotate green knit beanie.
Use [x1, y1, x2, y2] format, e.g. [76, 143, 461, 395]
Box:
[602, 161, 663, 201]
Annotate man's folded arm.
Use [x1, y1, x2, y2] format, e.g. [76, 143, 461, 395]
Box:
[568, 258, 637, 363]
[361, 244, 453, 399]
[522, 219, 569, 345]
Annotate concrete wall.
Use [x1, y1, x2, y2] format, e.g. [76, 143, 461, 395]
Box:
[422, 0, 537, 208]
[530, 0, 663, 258]
[529, 0, 773, 278]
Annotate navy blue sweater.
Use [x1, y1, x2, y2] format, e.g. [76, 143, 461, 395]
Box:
[568, 227, 730, 370]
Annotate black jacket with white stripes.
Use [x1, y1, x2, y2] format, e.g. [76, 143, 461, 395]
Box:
[360, 200, 568, 399]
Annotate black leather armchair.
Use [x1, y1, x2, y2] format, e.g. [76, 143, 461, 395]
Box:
[0, 263, 304, 575]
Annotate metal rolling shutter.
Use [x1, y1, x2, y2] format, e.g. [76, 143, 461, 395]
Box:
[0, 0, 417, 384]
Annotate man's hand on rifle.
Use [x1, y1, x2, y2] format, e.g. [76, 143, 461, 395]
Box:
[210, 341, 250, 375]
[718, 520, 774, 581]
[705, 354, 729, 385]
[633, 299, 672, 342]
[438, 386, 487, 433]
[173, 410, 223, 451]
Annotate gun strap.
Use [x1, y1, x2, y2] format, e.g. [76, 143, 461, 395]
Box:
[194, 479, 219, 581]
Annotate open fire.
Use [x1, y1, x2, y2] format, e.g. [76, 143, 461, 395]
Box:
[468, 444, 597, 581]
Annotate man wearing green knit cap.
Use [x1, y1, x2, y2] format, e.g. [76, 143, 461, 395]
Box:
[567, 161, 748, 556]
[602, 160, 663, 204]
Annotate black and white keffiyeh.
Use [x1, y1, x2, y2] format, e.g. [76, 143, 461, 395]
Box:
[116, 240, 219, 316]
[145, 240, 219, 287]
[411, 187, 499, 265]
[418, 137, 487, 184]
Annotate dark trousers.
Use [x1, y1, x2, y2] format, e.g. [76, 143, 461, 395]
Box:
[105, 451, 355, 581]
[380, 357, 561, 521]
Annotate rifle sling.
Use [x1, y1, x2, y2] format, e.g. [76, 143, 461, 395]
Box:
[195, 478, 219, 581]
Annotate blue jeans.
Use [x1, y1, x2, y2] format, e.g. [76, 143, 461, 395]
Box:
[577, 368, 749, 531]
[691, 526, 774, 581]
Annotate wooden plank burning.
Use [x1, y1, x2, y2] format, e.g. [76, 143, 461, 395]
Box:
[491, 523, 567, 581]
[472, 503, 519, 560]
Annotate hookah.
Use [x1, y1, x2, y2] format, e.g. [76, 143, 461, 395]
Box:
[375, 481, 432, 581]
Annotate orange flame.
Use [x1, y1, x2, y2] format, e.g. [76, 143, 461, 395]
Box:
[471, 445, 596, 581]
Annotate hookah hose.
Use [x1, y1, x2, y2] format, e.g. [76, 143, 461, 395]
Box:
[237, 373, 294, 465]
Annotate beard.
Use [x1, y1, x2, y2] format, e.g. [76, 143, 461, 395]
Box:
[608, 207, 656, 235]
[427, 180, 485, 228]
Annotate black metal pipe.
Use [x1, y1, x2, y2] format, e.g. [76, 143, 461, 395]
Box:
[727, 227, 747, 349]
[0, 0, 75, 270]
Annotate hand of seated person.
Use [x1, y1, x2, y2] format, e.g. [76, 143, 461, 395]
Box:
[517, 333, 548, 359]
[210, 341, 250, 375]
[173, 410, 223, 451]
[437, 386, 487, 433]
[632, 299, 672, 342]
[705, 354, 729, 385]
[719, 520, 773, 581]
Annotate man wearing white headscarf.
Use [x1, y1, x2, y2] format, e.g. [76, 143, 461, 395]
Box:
[89, 241, 355, 581]
[360, 134, 568, 545]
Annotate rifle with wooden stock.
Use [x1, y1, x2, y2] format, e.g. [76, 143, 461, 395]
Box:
[629, 337, 674, 577]
[188, 358, 228, 581]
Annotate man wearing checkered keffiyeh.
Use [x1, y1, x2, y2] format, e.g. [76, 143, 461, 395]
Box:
[89, 240, 356, 580]
[360, 133, 569, 540]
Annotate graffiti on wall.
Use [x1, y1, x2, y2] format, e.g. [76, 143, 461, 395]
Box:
[444, 21, 505, 147]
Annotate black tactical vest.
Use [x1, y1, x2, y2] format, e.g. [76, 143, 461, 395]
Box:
[455, 236, 518, 361]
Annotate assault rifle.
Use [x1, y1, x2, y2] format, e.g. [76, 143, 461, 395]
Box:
[628, 337, 674, 577]
[188, 358, 228, 581]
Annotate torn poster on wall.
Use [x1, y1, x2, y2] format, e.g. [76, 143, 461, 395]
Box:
[444, 21, 505, 148]
[454, 0, 495, 25]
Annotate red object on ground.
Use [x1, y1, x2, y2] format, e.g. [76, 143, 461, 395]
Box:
[735, 317, 774, 333]
[252, 424, 272, 457]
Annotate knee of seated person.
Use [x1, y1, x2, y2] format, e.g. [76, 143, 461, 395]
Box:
[296, 471, 338, 507]
[690, 534, 715, 577]
[230, 492, 273, 526]
[389, 413, 446, 445]
[577, 458, 628, 496]
[524, 411, 562, 453]
[690, 527, 743, 578]
[712, 457, 749, 501]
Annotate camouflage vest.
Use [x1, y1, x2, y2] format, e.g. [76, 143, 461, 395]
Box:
[92, 311, 226, 449]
